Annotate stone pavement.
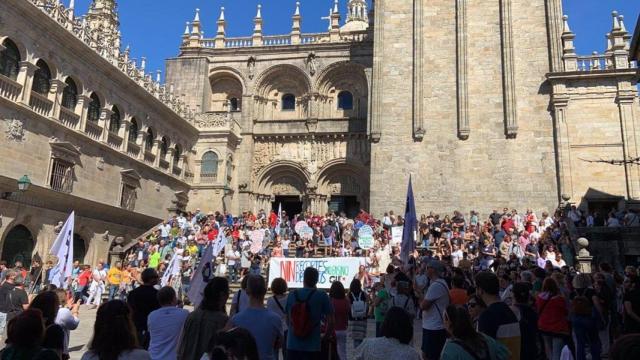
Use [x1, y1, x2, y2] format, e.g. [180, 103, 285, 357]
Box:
[68, 304, 423, 360]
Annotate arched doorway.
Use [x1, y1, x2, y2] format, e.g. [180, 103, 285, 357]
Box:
[317, 162, 369, 217]
[1, 225, 34, 267]
[256, 162, 310, 217]
[73, 234, 87, 263]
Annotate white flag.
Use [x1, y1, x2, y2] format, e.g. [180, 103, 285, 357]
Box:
[187, 244, 215, 308]
[275, 203, 282, 232]
[49, 211, 75, 289]
[161, 252, 180, 286]
[212, 227, 227, 257]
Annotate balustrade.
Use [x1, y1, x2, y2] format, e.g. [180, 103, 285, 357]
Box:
[143, 151, 156, 165]
[29, 91, 53, 117]
[225, 37, 253, 48]
[59, 107, 80, 128]
[107, 131, 123, 150]
[199, 173, 218, 184]
[84, 120, 102, 141]
[127, 142, 141, 158]
[264, 35, 292, 46]
[0, 74, 23, 102]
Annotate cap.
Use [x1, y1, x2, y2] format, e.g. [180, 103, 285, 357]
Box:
[427, 260, 445, 274]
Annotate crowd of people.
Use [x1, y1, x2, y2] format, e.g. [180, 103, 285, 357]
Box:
[0, 205, 640, 360]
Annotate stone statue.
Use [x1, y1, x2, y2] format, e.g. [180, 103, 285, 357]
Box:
[247, 56, 256, 79]
[4, 118, 25, 142]
[53, 221, 64, 234]
[306, 52, 317, 76]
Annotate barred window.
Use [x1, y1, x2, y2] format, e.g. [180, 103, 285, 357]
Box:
[49, 159, 74, 193]
[87, 93, 101, 122]
[174, 145, 182, 164]
[109, 106, 121, 133]
[0, 39, 20, 81]
[32, 60, 51, 95]
[230, 97, 240, 111]
[120, 183, 137, 211]
[128, 118, 139, 143]
[61, 78, 78, 110]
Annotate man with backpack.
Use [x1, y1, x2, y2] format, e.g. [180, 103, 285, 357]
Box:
[285, 267, 334, 360]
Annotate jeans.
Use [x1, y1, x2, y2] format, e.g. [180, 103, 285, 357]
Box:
[228, 264, 238, 283]
[108, 285, 119, 301]
[335, 330, 347, 360]
[542, 334, 566, 360]
[573, 316, 601, 360]
[283, 249, 289, 258]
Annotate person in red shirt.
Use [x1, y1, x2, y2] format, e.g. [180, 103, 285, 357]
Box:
[536, 277, 570, 360]
[501, 215, 515, 233]
[269, 210, 278, 229]
[75, 265, 92, 303]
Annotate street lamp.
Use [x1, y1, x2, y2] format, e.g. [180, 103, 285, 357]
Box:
[1, 175, 31, 199]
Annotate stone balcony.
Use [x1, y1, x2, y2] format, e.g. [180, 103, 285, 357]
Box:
[194, 111, 242, 139]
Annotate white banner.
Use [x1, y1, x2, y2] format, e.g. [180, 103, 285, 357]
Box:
[391, 226, 403, 246]
[49, 211, 74, 289]
[187, 244, 215, 308]
[268, 257, 366, 289]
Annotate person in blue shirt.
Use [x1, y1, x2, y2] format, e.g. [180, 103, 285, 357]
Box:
[285, 267, 335, 360]
[229, 275, 282, 360]
[147, 287, 189, 360]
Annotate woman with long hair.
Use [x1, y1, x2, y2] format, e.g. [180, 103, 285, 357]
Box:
[205, 327, 259, 360]
[348, 279, 368, 349]
[81, 300, 149, 360]
[329, 281, 350, 360]
[440, 305, 509, 360]
[354, 307, 421, 360]
[0, 309, 59, 360]
[536, 278, 570, 360]
[178, 277, 230, 360]
[28, 291, 64, 359]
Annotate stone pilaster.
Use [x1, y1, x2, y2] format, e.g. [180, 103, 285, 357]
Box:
[369, 0, 385, 143]
[412, 0, 425, 141]
[499, 0, 518, 138]
[153, 139, 161, 167]
[167, 148, 176, 173]
[49, 79, 66, 120]
[16, 61, 37, 106]
[456, 0, 470, 140]
[545, 0, 565, 72]
[551, 89, 572, 203]
[120, 119, 130, 153]
[617, 90, 640, 199]
[76, 94, 91, 131]
[98, 108, 112, 142]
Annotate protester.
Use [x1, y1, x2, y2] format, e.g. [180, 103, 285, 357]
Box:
[475, 271, 522, 360]
[228, 274, 282, 360]
[0, 309, 59, 360]
[202, 327, 259, 360]
[86, 262, 107, 309]
[81, 300, 150, 360]
[146, 287, 189, 360]
[419, 260, 450, 360]
[373, 281, 391, 337]
[28, 291, 65, 359]
[285, 267, 334, 360]
[348, 279, 368, 349]
[0, 270, 22, 334]
[178, 277, 230, 360]
[266, 278, 289, 360]
[230, 276, 250, 315]
[54, 288, 80, 360]
[536, 278, 570, 360]
[107, 261, 124, 301]
[328, 281, 349, 360]
[354, 307, 421, 360]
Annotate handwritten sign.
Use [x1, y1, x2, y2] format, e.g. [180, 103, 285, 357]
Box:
[358, 225, 374, 249]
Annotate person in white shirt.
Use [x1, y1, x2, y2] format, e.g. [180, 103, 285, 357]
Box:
[451, 245, 464, 268]
[55, 289, 80, 358]
[158, 222, 171, 240]
[147, 287, 189, 360]
[419, 260, 450, 360]
[87, 262, 107, 309]
[266, 278, 289, 360]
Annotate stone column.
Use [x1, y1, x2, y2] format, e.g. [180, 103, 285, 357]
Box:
[153, 139, 161, 167]
[168, 148, 177, 173]
[456, 0, 470, 140]
[120, 119, 130, 153]
[98, 108, 112, 142]
[16, 61, 38, 106]
[617, 90, 640, 199]
[412, 0, 425, 141]
[179, 154, 187, 180]
[136, 132, 146, 160]
[499, 0, 518, 138]
[551, 90, 573, 202]
[76, 94, 91, 131]
[49, 79, 66, 120]
[369, 0, 385, 143]
[545, 0, 565, 72]
[575, 237, 593, 274]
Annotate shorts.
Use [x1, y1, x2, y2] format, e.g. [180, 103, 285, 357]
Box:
[422, 328, 447, 360]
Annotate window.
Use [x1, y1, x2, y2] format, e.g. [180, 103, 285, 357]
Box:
[160, 137, 169, 158]
[109, 106, 121, 133]
[49, 158, 74, 193]
[229, 98, 240, 111]
[32, 60, 51, 95]
[337, 91, 353, 110]
[87, 93, 101, 122]
[120, 183, 137, 211]
[0, 39, 20, 81]
[174, 145, 182, 164]
[128, 118, 139, 143]
[200, 151, 219, 183]
[282, 94, 296, 111]
[145, 128, 154, 152]
[61, 78, 78, 110]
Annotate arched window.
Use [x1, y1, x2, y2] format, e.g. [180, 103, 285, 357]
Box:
[128, 118, 139, 143]
[73, 234, 87, 263]
[32, 60, 51, 95]
[337, 91, 354, 110]
[145, 128, 155, 152]
[201, 151, 219, 180]
[87, 93, 101, 122]
[282, 94, 296, 111]
[0, 39, 20, 80]
[61, 78, 78, 110]
[109, 106, 121, 133]
[174, 145, 182, 164]
[1, 225, 34, 268]
[160, 137, 169, 158]
[229, 97, 240, 111]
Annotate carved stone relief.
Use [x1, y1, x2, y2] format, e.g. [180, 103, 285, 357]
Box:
[194, 112, 231, 128]
[4, 118, 25, 142]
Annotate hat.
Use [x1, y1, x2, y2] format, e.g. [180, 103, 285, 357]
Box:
[427, 260, 445, 274]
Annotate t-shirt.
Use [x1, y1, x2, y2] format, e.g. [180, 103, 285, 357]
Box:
[449, 288, 469, 306]
[266, 295, 288, 331]
[623, 288, 640, 332]
[55, 307, 80, 354]
[147, 306, 189, 360]
[127, 285, 160, 333]
[422, 278, 450, 330]
[231, 307, 283, 360]
[285, 288, 333, 352]
[231, 290, 249, 314]
[478, 301, 521, 360]
[148, 253, 161, 269]
[107, 267, 122, 285]
[374, 288, 390, 322]
[0, 282, 17, 313]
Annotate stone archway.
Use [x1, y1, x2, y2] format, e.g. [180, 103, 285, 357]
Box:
[1, 225, 35, 267]
[317, 161, 370, 217]
[255, 161, 311, 215]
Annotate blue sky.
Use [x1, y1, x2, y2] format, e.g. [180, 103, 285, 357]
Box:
[71, 0, 638, 78]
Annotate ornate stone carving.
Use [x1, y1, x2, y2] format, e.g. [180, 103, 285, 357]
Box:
[96, 157, 105, 170]
[4, 118, 25, 142]
[247, 56, 256, 79]
[329, 175, 361, 195]
[306, 52, 318, 76]
[194, 112, 231, 129]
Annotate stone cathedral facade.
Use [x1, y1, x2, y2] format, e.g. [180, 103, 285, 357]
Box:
[0, 0, 639, 264]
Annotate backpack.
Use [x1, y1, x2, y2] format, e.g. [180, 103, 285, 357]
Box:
[291, 289, 316, 338]
[350, 292, 367, 319]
